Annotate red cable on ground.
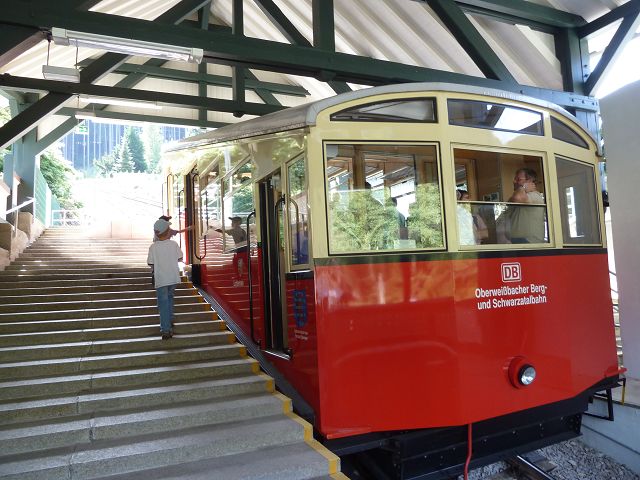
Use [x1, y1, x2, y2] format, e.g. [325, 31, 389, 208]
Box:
[464, 423, 473, 480]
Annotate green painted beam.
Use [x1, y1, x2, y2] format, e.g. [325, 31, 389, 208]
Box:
[584, 10, 640, 95]
[198, 5, 211, 124]
[578, 0, 640, 38]
[312, 0, 335, 51]
[427, 0, 516, 82]
[0, 74, 284, 116]
[57, 107, 228, 129]
[554, 28, 587, 95]
[449, 0, 586, 28]
[78, 62, 308, 96]
[0, 24, 43, 69]
[232, 0, 246, 111]
[252, 0, 349, 94]
[0, 0, 212, 151]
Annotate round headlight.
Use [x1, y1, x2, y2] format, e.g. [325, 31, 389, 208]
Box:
[519, 365, 536, 386]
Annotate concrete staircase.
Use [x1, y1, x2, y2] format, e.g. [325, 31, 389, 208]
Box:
[0, 227, 344, 480]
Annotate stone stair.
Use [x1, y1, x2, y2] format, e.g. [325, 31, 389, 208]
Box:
[0, 227, 345, 480]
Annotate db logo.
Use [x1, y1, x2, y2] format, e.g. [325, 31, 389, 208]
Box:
[501, 262, 521, 282]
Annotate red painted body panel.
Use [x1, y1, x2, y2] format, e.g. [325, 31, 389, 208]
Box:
[199, 244, 617, 440]
[314, 253, 617, 438]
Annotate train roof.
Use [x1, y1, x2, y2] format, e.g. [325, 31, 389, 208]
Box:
[171, 82, 596, 150]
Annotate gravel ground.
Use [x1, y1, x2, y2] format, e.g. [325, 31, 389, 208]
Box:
[458, 439, 639, 479]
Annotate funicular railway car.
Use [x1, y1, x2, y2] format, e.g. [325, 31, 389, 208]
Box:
[164, 83, 623, 479]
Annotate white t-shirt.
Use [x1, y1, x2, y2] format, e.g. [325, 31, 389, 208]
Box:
[147, 239, 183, 288]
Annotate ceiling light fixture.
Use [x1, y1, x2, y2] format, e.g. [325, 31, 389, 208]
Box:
[79, 95, 162, 110]
[42, 65, 81, 82]
[52, 27, 203, 64]
[74, 110, 96, 120]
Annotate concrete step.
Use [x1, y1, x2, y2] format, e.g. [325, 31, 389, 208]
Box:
[0, 277, 157, 289]
[0, 415, 305, 480]
[0, 271, 153, 282]
[0, 302, 211, 322]
[0, 343, 246, 380]
[0, 289, 199, 305]
[0, 357, 260, 401]
[0, 283, 195, 297]
[7, 260, 149, 268]
[0, 267, 152, 276]
[0, 330, 237, 362]
[0, 318, 224, 348]
[0, 373, 272, 426]
[0, 393, 285, 456]
[94, 441, 339, 480]
[0, 295, 203, 312]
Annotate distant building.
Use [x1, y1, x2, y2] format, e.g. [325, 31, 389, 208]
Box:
[58, 120, 193, 171]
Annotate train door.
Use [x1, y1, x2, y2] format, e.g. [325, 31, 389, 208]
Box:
[258, 172, 289, 354]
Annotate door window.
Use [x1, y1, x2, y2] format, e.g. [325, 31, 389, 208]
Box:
[287, 156, 309, 267]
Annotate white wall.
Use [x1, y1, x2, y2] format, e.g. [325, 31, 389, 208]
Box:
[601, 80, 640, 381]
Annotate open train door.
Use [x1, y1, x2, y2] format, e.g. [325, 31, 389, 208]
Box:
[258, 172, 289, 355]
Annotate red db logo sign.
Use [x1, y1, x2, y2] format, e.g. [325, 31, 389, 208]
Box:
[501, 262, 521, 282]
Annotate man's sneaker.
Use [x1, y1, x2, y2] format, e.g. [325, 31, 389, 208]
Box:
[161, 332, 173, 340]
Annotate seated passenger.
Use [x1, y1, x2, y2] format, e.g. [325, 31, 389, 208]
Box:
[507, 168, 545, 243]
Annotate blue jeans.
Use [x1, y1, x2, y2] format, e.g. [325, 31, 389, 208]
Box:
[156, 284, 177, 333]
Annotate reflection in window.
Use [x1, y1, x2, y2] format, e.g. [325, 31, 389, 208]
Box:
[448, 99, 543, 135]
[551, 117, 589, 149]
[222, 162, 254, 251]
[288, 156, 309, 267]
[326, 143, 442, 253]
[201, 166, 221, 234]
[454, 148, 548, 246]
[556, 157, 600, 244]
[330, 98, 437, 122]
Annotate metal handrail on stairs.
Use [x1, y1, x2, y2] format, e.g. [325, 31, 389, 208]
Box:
[5, 197, 34, 238]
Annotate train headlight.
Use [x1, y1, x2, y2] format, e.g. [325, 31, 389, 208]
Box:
[518, 365, 536, 386]
[508, 356, 537, 388]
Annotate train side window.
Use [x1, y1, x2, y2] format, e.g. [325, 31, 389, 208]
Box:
[287, 156, 309, 268]
[556, 157, 601, 245]
[222, 161, 254, 251]
[550, 117, 589, 149]
[448, 99, 544, 135]
[330, 98, 437, 122]
[454, 148, 549, 246]
[200, 165, 221, 234]
[326, 143, 443, 254]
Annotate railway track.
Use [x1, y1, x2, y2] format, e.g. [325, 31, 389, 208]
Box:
[507, 455, 558, 480]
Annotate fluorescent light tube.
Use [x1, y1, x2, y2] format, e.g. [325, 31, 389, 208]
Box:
[74, 111, 95, 119]
[79, 95, 162, 110]
[52, 27, 203, 64]
[42, 65, 80, 82]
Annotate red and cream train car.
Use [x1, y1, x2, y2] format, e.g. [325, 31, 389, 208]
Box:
[165, 83, 622, 479]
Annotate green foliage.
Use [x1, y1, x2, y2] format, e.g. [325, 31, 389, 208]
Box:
[407, 183, 443, 247]
[231, 183, 254, 215]
[329, 189, 398, 252]
[127, 128, 147, 172]
[94, 153, 118, 177]
[40, 152, 82, 209]
[144, 125, 163, 173]
[0, 106, 10, 171]
[117, 128, 134, 172]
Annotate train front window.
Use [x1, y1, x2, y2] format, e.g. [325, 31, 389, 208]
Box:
[454, 148, 549, 246]
[556, 157, 601, 245]
[448, 99, 544, 135]
[325, 143, 443, 254]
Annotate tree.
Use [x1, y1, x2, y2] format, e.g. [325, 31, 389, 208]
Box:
[40, 152, 82, 209]
[144, 125, 163, 173]
[117, 128, 134, 172]
[127, 127, 147, 172]
[94, 153, 118, 177]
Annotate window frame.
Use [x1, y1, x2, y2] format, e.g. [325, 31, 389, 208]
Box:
[285, 153, 311, 271]
[447, 98, 545, 136]
[329, 97, 438, 123]
[221, 157, 254, 253]
[323, 140, 445, 256]
[451, 144, 552, 249]
[555, 155, 602, 246]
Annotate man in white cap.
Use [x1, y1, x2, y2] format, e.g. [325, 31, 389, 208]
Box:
[147, 218, 183, 339]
